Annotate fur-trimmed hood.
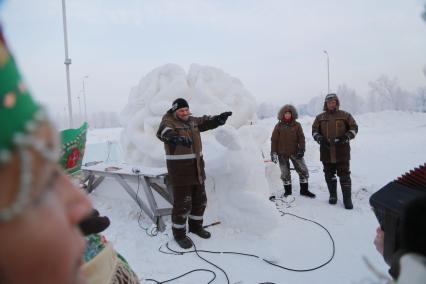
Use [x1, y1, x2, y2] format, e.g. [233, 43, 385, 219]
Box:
[277, 104, 298, 121]
[323, 93, 340, 111]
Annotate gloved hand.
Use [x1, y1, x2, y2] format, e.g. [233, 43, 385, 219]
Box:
[271, 152, 279, 164]
[315, 134, 328, 146]
[217, 111, 233, 125]
[170, 136, 193, 148]
[334, 134, 350, 145]
[296, 148, 305, 159]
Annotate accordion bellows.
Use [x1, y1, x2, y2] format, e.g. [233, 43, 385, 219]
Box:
[396, 163, 426, 190]
[369, 163, 426, 265]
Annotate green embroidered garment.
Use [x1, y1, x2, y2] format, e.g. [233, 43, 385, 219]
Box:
[0, 26, 39, 161]
[60, 122, 88, 175]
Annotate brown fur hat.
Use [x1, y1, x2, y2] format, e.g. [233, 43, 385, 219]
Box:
[277, 104, 298, 121]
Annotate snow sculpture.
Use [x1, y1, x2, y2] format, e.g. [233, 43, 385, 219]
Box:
[120, 63, 257, 165]
[120, 63, 278, 234]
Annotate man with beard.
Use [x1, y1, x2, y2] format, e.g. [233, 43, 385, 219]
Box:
[157, 98, 232, 249]
[312, 93, 358, 209]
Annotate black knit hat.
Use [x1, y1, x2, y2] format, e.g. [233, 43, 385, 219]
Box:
[169, 98, 189, 113]
[325, 93, 338, 102]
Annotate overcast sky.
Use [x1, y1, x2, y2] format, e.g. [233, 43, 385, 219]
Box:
[1, 0, 426, 116]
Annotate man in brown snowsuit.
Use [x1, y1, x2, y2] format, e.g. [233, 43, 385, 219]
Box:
[271, 104, 316, 198]
[312, 93, 358, 209]
[156, 98, 232, 249]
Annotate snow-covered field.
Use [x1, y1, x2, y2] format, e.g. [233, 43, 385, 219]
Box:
[85, 110, 426, 284]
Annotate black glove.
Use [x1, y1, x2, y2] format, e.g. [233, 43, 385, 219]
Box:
[315, 134, 326, 145]
[296, 148, 305, 159]
[217, 111, 232, 125]
[170, 136, 193, 148]
[334, 134, 350, 145]
[271, 152, 279, 163]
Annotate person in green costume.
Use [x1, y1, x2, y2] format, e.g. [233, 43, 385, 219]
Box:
[0, 19, 141, 283]
[0, 22, 94, 283]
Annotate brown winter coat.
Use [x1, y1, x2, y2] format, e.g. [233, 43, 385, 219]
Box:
[157, 112, 221, 186]
[312, 108, 358, 163]
[271, 104, 305, 158]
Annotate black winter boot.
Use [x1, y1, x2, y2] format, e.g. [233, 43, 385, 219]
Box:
[189, 227, 211, 239]
[188, 218, 211, 239]
[340, 177, 353, 209]
[284, 184, 292, 197]
[327, 180, 338, 205]
[300, 183, 316, 198]
[175, 236, 193, 249]
[342, 190, 353, 209]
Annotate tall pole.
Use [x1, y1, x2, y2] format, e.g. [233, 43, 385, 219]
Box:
[323, 50, 330, 94]
[61, 0, 73, 128]
[82, 75, 89, 122]
[77, 95, 82, 124]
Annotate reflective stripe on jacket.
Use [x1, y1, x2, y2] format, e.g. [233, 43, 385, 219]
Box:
[157, 112, 220, 186]
[312, 109, 358, 163]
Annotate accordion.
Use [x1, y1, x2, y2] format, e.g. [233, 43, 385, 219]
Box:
[369, 163, 426, 265]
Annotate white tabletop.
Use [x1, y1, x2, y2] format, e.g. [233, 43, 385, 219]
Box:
[82, 162, 168, 178]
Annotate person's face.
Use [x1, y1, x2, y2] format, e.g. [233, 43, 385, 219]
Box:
[175, 107, 190, 121]
[284, 111, 292, 120]
[326, 99, 337, 111]
[0, 123, 92, 284]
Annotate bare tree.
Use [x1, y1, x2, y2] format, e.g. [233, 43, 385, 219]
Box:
[336, 84, 365, 114]
[416, 87, 426, 113]
[422, 4, 426, 22]
[90, 111, 121, 128]
[368, 75, 411, 111]
[305, 95, 324, 116]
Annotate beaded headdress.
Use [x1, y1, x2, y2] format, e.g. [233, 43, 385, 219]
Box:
[0, 26, 56, 221]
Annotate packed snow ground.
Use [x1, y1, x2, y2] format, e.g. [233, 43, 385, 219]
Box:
[85, 110, 426, 284]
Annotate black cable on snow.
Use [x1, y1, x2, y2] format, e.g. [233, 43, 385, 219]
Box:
[143, 197, 336, 283]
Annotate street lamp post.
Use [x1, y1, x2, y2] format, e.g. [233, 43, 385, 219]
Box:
[61, 0, 73, 128]
[77, 95, 82, 124]
[82, 75, 89, 122]
[323, 50, 330, 94]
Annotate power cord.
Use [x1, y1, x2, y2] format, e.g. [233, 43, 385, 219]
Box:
[144, 268, 216, 284]
[271, 197, 336, 271]
[267, 217, 335, 271]
[145, 238, 222, 284]
[145, 199, 335, 283]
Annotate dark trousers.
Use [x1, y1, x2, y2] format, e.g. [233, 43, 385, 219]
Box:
[322, 161, 351, 185]
[171, 184, 207, 239]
